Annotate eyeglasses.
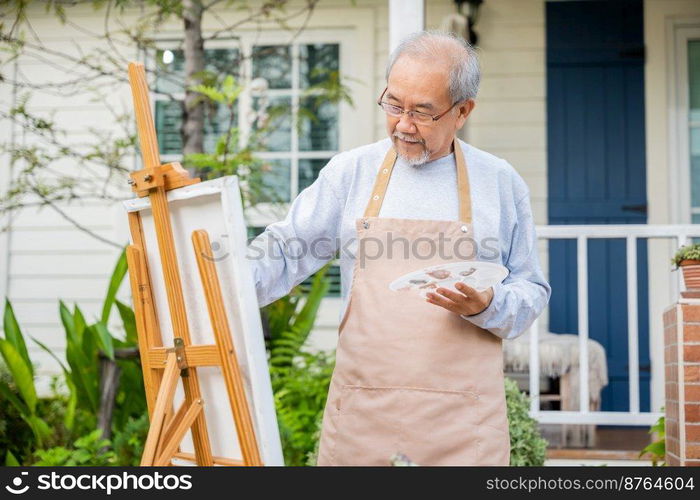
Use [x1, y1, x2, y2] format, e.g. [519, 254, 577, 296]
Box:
[376, 87, 459, 125]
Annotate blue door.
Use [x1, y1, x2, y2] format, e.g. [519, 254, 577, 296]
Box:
[546, 0, 650, 412]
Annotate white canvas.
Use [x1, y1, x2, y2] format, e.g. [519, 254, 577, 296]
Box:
[123, 176, 284, 466]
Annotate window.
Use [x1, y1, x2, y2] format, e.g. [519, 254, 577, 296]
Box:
[154, 39, 345, 299]
[153, 42, 340, 203]
[690, 40, 700, 223]
[154, 48, 241, 155]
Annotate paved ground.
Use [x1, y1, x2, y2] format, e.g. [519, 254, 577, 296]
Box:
[544, 458, 655, 466]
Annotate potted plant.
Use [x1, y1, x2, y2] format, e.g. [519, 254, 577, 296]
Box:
[671, 243, 700, 292]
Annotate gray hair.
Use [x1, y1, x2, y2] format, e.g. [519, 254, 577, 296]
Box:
[385, 30, 480, 102]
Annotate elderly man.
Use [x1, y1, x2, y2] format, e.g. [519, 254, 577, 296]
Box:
[247, 31, 551, 466]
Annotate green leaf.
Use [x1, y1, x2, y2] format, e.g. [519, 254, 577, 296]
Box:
[221, 75, 243, 106]
[649, 417, 665, 436]
[640, 440, 665, 458]
[31, 335, 77, 430]
[31, 335, 68, 373]
[59, 301, 76, 344]
[0, 339, 37, 414]
[80, 315, 97, 360]
[62, 314, 99, 413]
[116, 300, 137, 344]
[189, 84, 225, 103]
[5, 450, 20, 466]
[101, 248, 127, 324]
[3, 298, 32, 376]
[61, 375, 78, 431]
[92, 322, 115, 361]
[25, 414, 51, 446]
[74, 305, 87, 345]
[0, 379, 29, 417]
[294, 264, 331, 339]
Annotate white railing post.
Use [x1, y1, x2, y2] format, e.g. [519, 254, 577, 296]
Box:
[529, 316, 540, 415]
[526, 224, 699, 426]
[626, 236, 640, 413]
[577, 236, 590, 413]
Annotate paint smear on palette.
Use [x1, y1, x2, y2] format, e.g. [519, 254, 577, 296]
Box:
[389, 261, 509, 298]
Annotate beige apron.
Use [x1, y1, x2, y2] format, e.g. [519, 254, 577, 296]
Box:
[316, 139, 510, 466]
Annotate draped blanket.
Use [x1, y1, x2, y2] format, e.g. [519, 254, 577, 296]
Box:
[503, 331, 609, 411]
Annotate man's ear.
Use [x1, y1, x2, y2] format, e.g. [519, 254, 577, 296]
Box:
[456, 99, 476, 128]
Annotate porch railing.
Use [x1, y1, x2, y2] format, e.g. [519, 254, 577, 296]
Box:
[527, 224, 700, 426]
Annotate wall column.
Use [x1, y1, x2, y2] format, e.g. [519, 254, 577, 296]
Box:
[663, 300, 700, 466]
[388, 0, 425, 53]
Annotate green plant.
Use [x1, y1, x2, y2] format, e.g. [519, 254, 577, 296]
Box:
[505, 377, 549, 466]
[304, 414, 324, 466]
[32, 429, 116, 466]
[0, 367, 80, 465]
[0, 300, 52, 448]
[112, 413, 150, 466]
[639, 409, 665, 466]
[32, 248, 146, 432]
[273, 349, 334, 466]
[0, 360, 36, 464]
[265, 262, 334, 466]
[671, 243, 700, 269]
[0, 248, 147, 465]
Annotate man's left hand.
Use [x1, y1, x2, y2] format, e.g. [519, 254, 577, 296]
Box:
[425, 282, 494, 316]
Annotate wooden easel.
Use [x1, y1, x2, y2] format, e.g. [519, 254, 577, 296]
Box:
[125, 62, 263, 466]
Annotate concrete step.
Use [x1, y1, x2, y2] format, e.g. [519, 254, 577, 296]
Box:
[545, 448, 656, 466]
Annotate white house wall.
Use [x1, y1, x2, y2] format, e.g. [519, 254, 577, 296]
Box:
[2, 8, 141, 392]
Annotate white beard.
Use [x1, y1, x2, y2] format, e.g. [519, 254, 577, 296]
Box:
[393, 132, 431, 166]
[397, 148, 431, 166]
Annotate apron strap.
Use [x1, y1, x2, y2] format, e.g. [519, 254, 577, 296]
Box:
[363, 138, 472, 223]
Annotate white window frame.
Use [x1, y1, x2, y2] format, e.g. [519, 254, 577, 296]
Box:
[147, 29, 356, 227]
[669, 20, 700, 224]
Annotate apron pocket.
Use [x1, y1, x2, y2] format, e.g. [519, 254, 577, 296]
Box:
[333, 384, 481, 466]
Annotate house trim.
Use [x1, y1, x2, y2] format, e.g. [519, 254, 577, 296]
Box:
[667, 18, 700, 225]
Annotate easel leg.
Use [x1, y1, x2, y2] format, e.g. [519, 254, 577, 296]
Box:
[141, 352, 180, 466]
[154, 399, 204, 466]
[192, 230, 263, 465]
[125, 239, 163, 416]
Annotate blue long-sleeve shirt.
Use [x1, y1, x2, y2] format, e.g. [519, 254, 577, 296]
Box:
[246, 137, 551, 340]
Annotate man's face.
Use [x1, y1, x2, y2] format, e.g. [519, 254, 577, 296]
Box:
[384, 56, 474, 165]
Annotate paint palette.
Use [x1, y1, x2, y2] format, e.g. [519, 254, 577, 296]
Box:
[389, 261, 509, 299]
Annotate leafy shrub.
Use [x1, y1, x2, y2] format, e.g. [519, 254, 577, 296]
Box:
[505, 377, 548, 466]
[265, 263, 333, 465]
[111, 413, 150, 466]
[0, 300, 52, 450]
[0, 248, 147, 465]
[273, 350, 334, 466]
[32, 430, 115, 466]
[0, 361, 35, 463]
